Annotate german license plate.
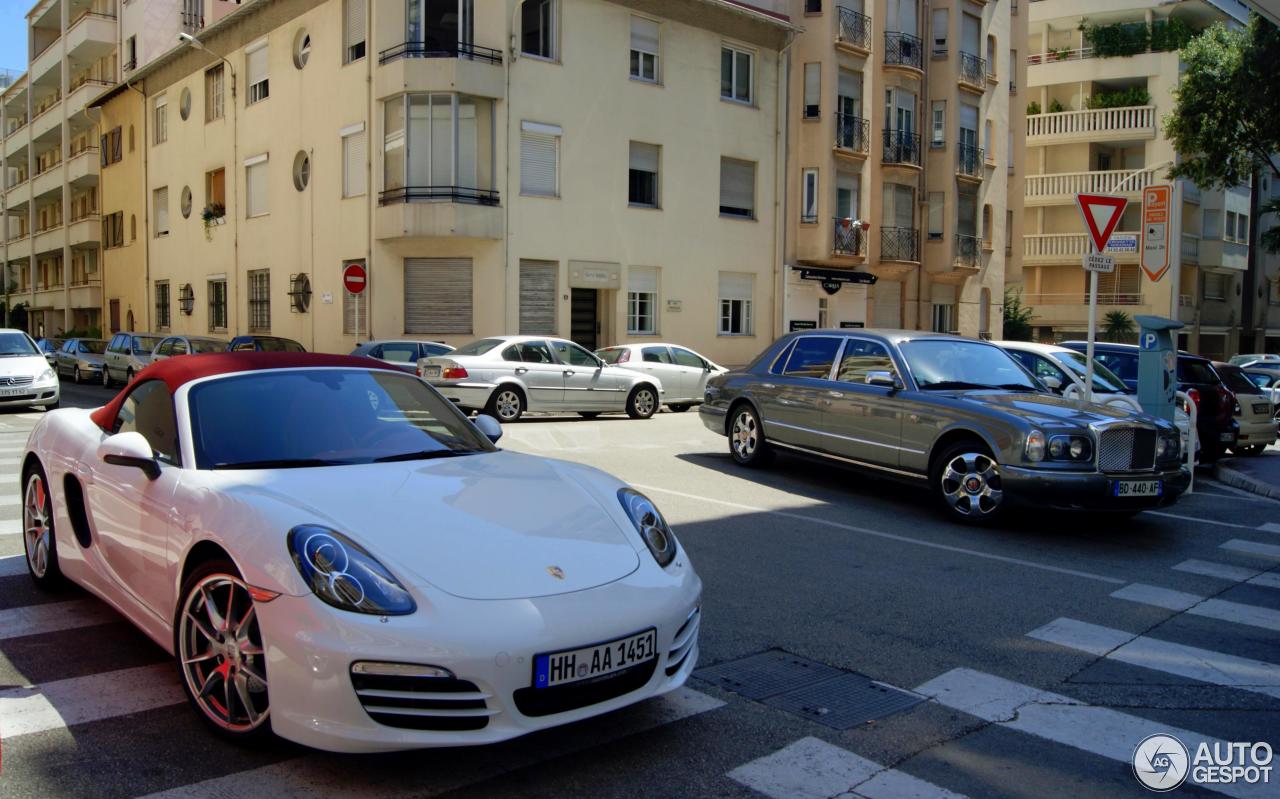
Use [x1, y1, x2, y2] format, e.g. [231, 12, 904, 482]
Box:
[534, 629, 657, 689]
[1255, 403, 1270, 415]
[1115, 480, 1161, 498]
[423, 365, 442, 379]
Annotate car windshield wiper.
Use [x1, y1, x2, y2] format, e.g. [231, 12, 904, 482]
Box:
[212, 458, 355, 470]
[372, 449, 478, 463]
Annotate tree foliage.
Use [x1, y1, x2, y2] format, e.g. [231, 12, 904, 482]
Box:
[1002, 287, 1035, 341]
[1103, 311, 1136, 342]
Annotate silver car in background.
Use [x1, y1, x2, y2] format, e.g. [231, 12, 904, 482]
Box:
[150, 335, 228, 362]
[53, 338, 108, 384]
[418, 335, 664, 422]
[596, 343, 727, 412]
[102, 331, 164, 386]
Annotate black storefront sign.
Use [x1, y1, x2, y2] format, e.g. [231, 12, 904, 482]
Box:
[796, 267, 877, 296]
[839, 321, 865, 329]
[789, 320, 818, 332]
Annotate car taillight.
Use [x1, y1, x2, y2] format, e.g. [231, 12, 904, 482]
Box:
[443, 366, 469, 380]
[1186, 388, 1201, 411]
[1219, 386, 1240, 416]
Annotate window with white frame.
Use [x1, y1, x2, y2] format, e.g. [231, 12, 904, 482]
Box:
[931, 100, 944, 147]
[1227, 211, 1238, 242]
[245, 154, 269, 217]
[801, 168, 818, 223]
[344, 0, 366, 63]
[628, 141, 659, 207]
[719, 272, 754, 335]
[154, 95, 168, 144]
[341, 123, 366, 197]
[803, 63, 820, 118]
[246, 40, 270, 105]
[520, 121, 560, 197]
[205, 65, 224, 122]
[627, 267, 658, 334]
[153, 186, 169, 236]
[630, 16, 659, 82]
[721, 45, 754, 104]
[719, 157, 755, 218]
[521, 0, 556, 60]
[247, 269, 270, 332]
[1237, 212, 1249, 242]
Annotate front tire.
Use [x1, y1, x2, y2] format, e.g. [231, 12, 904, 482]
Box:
[626, 385, 659, 419]
[22, 463, 64, 589]
[101, 367, 112, 388]
[73, 366, 82, 384]
[175, 560, 272, 743]
[728, 404, 773, 467]
[933, 441, 1006, 525]
[126, 368, 134, 384]
[486, 386, 525, 422]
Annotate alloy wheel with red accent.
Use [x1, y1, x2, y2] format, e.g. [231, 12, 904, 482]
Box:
[22, 463, 64, 588]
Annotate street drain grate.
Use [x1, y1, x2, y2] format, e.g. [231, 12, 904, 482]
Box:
[763, 673, 924, 730]
[694, 649, 924, 730]
[693, 650, 843, 700]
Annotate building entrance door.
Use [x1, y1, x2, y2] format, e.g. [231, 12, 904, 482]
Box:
[570, 288, 598, 350]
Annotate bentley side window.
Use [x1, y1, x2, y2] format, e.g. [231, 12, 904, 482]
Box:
[769, 341, 796, 375]
[113, 379, 180, 465]
[782, 336, 841, 378]
[836, 339, 896, 384]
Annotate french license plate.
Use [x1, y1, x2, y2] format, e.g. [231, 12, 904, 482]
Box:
[534, 629, 657, 689]
[1114, 480, 1162, 498]
[0, 387, 28, 397]
[1255, 403, 1271, 415]
[423, 365, 442, 379]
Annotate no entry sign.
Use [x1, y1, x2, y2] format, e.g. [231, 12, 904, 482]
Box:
[343, 262, 367, 295]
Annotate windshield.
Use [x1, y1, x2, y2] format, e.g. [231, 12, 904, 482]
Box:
[0, 332, 39, 356]
[901, 339, 1042, 392]
[132, 336, 163, 355]
[452, 338, 504, 357]
[79, 340, 107, 354]
[189, 369, 495, 469]
[1218, 366, 1261, 395]
[1058, 351, 1131, 394]
[190, 339, 225, 354]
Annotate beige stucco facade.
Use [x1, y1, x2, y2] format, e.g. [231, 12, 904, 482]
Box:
[94, 0, 792, 364]
[92, 84, 147, 333]
[1015, 0, 1252, 359]
[782, 0, 1025, 339]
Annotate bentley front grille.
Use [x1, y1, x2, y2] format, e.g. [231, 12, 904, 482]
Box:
[1097, 427, 1157, 473]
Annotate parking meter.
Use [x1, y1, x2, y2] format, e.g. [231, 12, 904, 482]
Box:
[1134, 315, 1182, 422]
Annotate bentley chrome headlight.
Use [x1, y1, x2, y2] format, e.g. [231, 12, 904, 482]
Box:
[287, 525, 416, 615]
[1025, 430, 1046, 462]
[618, 488, 678, 567]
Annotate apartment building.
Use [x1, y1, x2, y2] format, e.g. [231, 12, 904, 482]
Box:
[91, 0, 792, 364]
[1, 0, 120, 337]
[1016, 0, 1252, 360]
[783, 0, 1025, 338]
[1242, 165, 1280, 353]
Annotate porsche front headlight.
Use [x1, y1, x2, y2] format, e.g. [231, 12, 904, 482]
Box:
[287, 525, 416, 615]
[618, 488, 678, 567]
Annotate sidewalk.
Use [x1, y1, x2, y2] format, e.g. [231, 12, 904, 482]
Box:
[1213, 449, 1280, 500]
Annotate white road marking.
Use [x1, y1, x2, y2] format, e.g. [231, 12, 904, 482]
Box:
[1173, 559, 1280, 590]
[728, 736, 966, 799]
[1142, 510, 1268, 531]
[0, 599, 121, 639]
[137, 687, 725, 798]
[0, 493, 22, 507]
[1261, 522, 1280, 534]
[0, 553, 30, 577]
[1027, 618, 1280, 700]
[0, 663, 185, 738]
[1111, 583, 1280, 632]
[635, 485, 1128, 585]
[916, 668, 1271, 799]
[0, 518, 24, 535]
[1222, 539, 1280, 560]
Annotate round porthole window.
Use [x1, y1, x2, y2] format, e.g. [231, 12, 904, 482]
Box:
[293, 29, 311, 69]
[179, 87, 192, 120]
[292, 151, 310, 191]
[290, 273, 312, 313]
[180, 186, 193, 218]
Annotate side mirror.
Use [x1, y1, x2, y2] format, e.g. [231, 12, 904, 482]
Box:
[866, 371, 899, 389]
[1042, 376, 1063, 391]
[97, 432, 160, 480]
[473, 414, 503, 444]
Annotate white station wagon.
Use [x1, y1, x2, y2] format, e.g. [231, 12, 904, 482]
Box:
[419, 336, 664, 422]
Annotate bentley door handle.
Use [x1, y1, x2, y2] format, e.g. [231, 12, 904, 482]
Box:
[762, 383, 776, 389]
[827, 391, 845, 399]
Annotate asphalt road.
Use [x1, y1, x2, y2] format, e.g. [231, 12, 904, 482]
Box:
[0, 388, 1277, 798]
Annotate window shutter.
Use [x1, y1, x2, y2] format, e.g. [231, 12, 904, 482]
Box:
[520, 125, 558, 196]
[959, 103, 978, 133]
[112, 129, 122, 162]
[931, 101, 944, 144]
[928, 191, 943, 237]
[246, 43, 268, 89]
[837, 70, 859, 100]
[518, 260, 557, 335]
[99, 135, 108, 166]
[628, 266, 658, 295]
[931, 8, 948, 49]
[245, 157, 268, 216]
[155, 187, 169, 234]
[719, 272, 753, 301]
[629, 142, 658, 174]
[345, 0, 366, 53]
[720, 158, 755, 215]
[630, 16, 658, 54]
[343, 130, 366, 197]
[803, 63, 820, 116]
[404, 258, 472, 334]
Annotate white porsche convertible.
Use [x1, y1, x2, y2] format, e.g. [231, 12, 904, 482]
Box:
[21, 353, 701, 752]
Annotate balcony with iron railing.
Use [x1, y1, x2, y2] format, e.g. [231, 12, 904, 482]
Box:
[379, 41, 503, 65]
[833, 218, 867, 259]
[881, 226, 919, 262]
[834, 113, 870, 156]
[955, 233, 981, 268]
[836, 7, 872, 53]
[1026, 106, 1156, 143]
[1182, 233, 1199, 264]
[1024, 169, 1156, 204]
[375, 38, 505, 101]
[882, 129, 922, 168]
[884, 32, 923, 72]
[375, 185, 503, 240]
[957, 143, 984, 180]
[958, 52, 987, 90]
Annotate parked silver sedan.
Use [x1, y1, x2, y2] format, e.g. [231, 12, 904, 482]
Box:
[53, 338, 108, 384]
[418, 335, 664, 422]
[596, 343, 727, 412]
[150, 335, 228, 362]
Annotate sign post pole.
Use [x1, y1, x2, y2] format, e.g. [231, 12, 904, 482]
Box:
[1085, 241, 1099, 404]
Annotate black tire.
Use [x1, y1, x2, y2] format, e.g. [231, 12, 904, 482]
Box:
[73, 366, 82, 385]
[668, 403, 691, 413]
[21, 462, 65, 589]
[102, 367, 112, 388]
[485, 386, 525, 422]
[626, 385, 659, 420]
[126, 368, 134, 384]
[174, 558, 273, 744]
[1230, 444, 1266, 457]
[727, 403, 774, 467]
[41, 400, 59, 411]
[578, 412, 601, 419]
[931, 440, 1006, 525]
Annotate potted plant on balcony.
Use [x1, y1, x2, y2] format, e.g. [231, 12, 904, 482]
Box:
[201, 202, 226, 240]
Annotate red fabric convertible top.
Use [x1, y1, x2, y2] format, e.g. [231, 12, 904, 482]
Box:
[89, 352, 398, 431]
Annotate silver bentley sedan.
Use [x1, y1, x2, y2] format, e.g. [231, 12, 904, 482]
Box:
[700, 330, 1189, 524]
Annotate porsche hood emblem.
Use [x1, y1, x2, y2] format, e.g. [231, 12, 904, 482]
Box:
[546, 566, 565, 580]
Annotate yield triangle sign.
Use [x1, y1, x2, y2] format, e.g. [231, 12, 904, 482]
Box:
[1075, 193, 1128, 252]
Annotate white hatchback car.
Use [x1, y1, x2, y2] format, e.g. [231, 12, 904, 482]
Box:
[0, 328, 60, 409]
[419, 336, 664, 422]
[596, 343, 727, 412]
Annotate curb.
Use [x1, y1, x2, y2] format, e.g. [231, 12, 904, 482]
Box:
[1213, 461, 1280, 501]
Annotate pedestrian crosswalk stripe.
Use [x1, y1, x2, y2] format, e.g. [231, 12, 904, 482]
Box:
[1261, 523, 1280, 534]
[916, 668, 1270, 799]
[0, 493, 22, 507]
[0, 517, 24, 535]
[1112, 583, 1280, 632]
[135, 687, 726, 798]
[1221, 539, 1280, 560]
[727, 736, 966, 799]
[1028, 618, 1280, 700]
[1144, 510, 1266, 531]
[0, 663, 186, 738]
[0, 553, 30, 577]
[1172, 559, 1280, 589]
[0, 598, 121, 640]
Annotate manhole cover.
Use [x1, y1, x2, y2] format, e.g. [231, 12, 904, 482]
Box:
[763, 673, 924, 730]
[693, 650, 843, 700]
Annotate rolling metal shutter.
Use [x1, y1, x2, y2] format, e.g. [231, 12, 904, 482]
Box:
[154, 186, 169, 235]
[631, 16, 658, 54]
[719, 158, 755, 215]
[519, 260, 557, 335]
[405, 258, 472, 334]
[342, 125, 366, 198]
[521, 122, 559, 197]
[345, 0, 366, 54]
